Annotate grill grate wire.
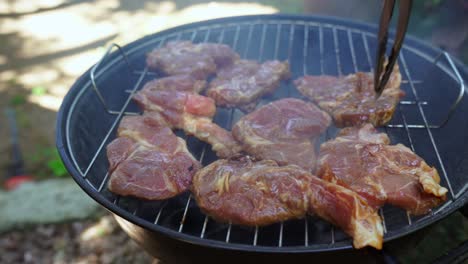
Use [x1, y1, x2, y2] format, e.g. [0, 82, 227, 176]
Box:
[65, 18, 466, 250]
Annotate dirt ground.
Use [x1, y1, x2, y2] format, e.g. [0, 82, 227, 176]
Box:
[0, 215, 154, 264]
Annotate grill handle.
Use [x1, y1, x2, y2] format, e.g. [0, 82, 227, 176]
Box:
[431, 51, 465, 128]
[90, 43, 137, 115]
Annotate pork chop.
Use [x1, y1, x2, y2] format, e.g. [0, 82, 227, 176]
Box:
[192, 157, 383, 249]
[317, 124, 447, 215]
[146, 41, 239, 79]
[294, 64, 404, 127]
[107, 115, 200, 200]
[207, 59, 290, 111]
[232, 98, 331, 171]
[133, 89, 242, 158]
[140, 75, 206, 94]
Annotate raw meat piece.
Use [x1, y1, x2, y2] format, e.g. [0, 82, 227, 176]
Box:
[197, 43, 241, 67]
[207, 60, 290, 111]
[107, 115, 200, 200]
[317, 124, 447, 214]
[133, 89, 242, 158]
[192, 157, 383, 249]
[193, 158, 309, 226]
[232, 98, 331, 171]
[146, 41, 239, 79]
[133, 89, 216, 127]
[140, 75, 206, 94]
[294, 64, 404, 127]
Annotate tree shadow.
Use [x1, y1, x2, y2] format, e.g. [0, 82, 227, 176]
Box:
[0, 33, 117, 71]
[0, 32, 24, 69]
[0, 0, 90, 18]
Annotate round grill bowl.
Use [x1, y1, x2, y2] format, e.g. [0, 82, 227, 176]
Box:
[56, 14, 468, 257]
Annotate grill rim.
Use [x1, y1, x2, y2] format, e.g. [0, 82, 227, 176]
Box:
[56, 13, 468, 253]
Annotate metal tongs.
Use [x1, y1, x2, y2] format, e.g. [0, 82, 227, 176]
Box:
[374, 0, 413, 98]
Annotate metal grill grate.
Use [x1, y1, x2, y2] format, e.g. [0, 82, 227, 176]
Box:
[60, 16, 467, 252]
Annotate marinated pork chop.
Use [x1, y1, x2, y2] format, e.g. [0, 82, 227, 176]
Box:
[192, 157, 383, 249]
[133, 88, 216, 127]
[232, 98, 331, 171]
[146, 41, 239, 79]
[141, 75, 206, 94]
[294, 64, 404, 127]
[107, 115, 200, 200]
[207, 59, 290, 111]
[133, 89, 242, 158]
[317, 124, 447, 215]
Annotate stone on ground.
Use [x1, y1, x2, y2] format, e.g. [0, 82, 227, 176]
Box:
[0, 179, 102, 233]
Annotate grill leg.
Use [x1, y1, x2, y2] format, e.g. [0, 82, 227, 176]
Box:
[113, 213, 191, 263]
[432, 240, 468, 264]
[460, 204, 468, 218]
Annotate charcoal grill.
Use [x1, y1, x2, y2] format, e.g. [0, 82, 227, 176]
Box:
[56, 14, 468, 260]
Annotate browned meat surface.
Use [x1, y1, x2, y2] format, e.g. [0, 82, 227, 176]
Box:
[133, 89, 242, 158]
[140, 75, 206, 94]
[207, 60, 290, 111]
[107, 115, 200, 200]
[146, 41, 239, 79]
[232, 98, 331, 171]
[192, 157, 383, 249]
[294, 64, 404, 127]
[317, 124, 448, 215]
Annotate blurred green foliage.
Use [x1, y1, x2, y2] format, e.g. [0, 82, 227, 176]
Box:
[31, 86, 47, 96]
[47, 157, 68, 178]
[9, 95, 26, 106]
[31, 147, 68, 178]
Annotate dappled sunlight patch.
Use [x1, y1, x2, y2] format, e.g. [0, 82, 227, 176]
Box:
[1, 1, 278, 58]
[79, 216, 114, 242]
[18, 69, 60, 87]
[116, 2, 278, 44]
[0, 0, 64, 14]
[0, 1, 279, 114]
[2, 11, 117, 56]
[174, 2, 277, 22]
[1, 0, 278, 90]
[56, 49, 103, 76]
[28, 93, 63, 111]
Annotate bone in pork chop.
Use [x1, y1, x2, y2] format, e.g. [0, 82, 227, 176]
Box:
[192, 157, 383, 249]
[140, 75, 207, 94]
[107, 115, 200, 200]
[146, 41, 239, 79]
[232, 98, 331, 171]
[294, 64, 404, 127]
[317, 124, 447, 215]
[207, 59, 290, 111]
[133, 89, 242, 158]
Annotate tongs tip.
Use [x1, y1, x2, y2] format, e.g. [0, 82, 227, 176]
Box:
[374, 0, 412, 99]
